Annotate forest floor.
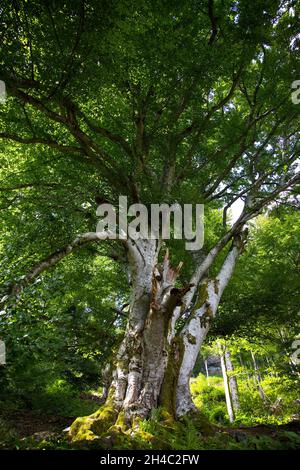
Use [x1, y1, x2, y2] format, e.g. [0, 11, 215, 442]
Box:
[222, 421, 300, 441]
[2, 410, 73, 438]
[1, 405, 300, 450]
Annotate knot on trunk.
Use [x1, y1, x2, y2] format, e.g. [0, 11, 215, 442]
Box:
[150, 249, 184, 311]
[200, 303, 214, 328]
[233, 228, 249, 252]
[170, 284, 195, 306]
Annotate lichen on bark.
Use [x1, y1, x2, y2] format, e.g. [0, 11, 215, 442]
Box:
[159, 336, 185, 416]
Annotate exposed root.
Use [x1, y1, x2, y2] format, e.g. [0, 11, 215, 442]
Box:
[68, 401, 215, 451]
[69, 402, 119, 442]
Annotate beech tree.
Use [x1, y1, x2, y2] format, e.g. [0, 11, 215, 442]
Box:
[0, 0, 300, 439]
[225, 347, 240, 413]
[220, 346, 235, 423]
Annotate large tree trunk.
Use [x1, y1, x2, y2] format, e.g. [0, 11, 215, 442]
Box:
[109, 238, 158, 417]
[106, 239, 186, 420]
[69, 233, 247, 441]
[69, 239, 189, 440]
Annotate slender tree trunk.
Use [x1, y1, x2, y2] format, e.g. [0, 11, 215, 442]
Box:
[265, 356, 274, 377]
[225, 348, 240, 411]
[250, 350, 267, 402]
[204, 359, 210, 383]
[239, 353, 252, 384]
[220, 351, 235, 423]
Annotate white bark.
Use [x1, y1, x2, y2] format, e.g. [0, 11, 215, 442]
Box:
[109, 241, 186, 418]
[176, 284, 215, 416]
[204, 359, 209, 383]
[225, 349, 240, 411]
[220, 351, 235, 423]
[111, 239, 158, 409]
[182, 215, 250, 312]
[176, 234, 245, 416]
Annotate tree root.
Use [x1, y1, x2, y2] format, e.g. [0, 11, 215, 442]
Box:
[68, 402, 215, 450]
[69, 402, 119, 442]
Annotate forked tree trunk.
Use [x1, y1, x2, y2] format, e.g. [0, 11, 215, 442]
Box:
[70, 239, 189, 440]
[69, 233, 247, 441]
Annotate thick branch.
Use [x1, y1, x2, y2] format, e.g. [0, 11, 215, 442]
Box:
[216, 230, 248, 297]
[0, 231, 120, 305]
[208, 0, 218, 45]
[81, 113, 134, 159]
[0, 132, 83, 154]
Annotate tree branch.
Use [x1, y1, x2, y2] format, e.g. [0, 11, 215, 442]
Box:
[176, 61, 244, 143]
[80, 112, 134, 159]
[0, 132, 84, 154]
[0, 231, 126, 306]
[208, 0, 218, 45]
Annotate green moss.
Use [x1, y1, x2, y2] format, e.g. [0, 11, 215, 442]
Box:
[69, 402, 119, 442]
[200, 305, 214, 328]
[159, 408, 175, 424]
[159, 336, 184, 416]
[132, 415, 143, 430]
[69, 416, 98, 442]
[195, 281, 209, 310]
[187, 333, 197, 344]
[113, 410, 128, 432]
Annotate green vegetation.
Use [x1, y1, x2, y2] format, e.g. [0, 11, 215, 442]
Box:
[1, 211, 299, 449]
[0, 0, 299, 452]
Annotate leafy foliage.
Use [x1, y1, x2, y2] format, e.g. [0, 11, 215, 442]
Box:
[0, 0, 299, 451]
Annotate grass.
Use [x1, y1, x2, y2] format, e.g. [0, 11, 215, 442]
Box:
[0, 373, 299, 450]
